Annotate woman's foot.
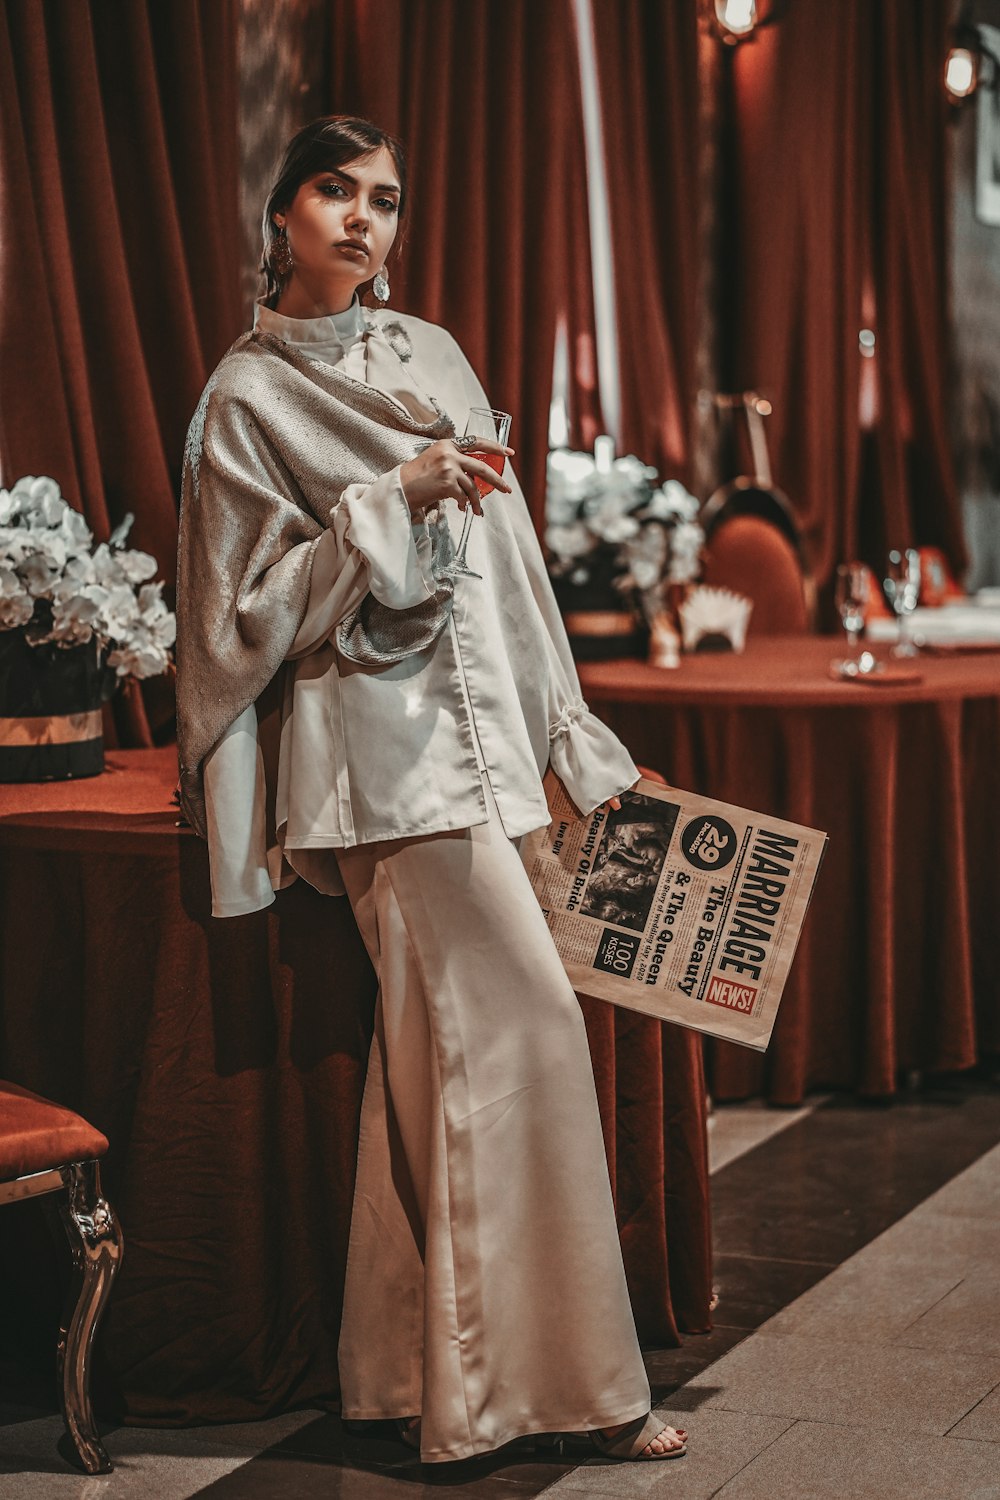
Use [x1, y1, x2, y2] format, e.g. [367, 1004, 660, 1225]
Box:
[597, 1416, 687, 1458]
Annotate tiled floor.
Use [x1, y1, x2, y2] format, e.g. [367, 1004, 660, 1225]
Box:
[3, 1077, 999, 1498]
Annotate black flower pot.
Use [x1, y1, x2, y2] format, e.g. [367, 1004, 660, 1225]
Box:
[551, 565, 646, 663]
[0, 631, 116, 782]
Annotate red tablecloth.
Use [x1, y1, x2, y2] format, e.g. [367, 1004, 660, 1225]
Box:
[581, 638, 1000, 1104]
[0, 750, 712, 1423]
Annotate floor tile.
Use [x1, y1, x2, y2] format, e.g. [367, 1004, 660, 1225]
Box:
[672, 1331, 1000, 1437]
[544, 1408, 792, 1499]
[761, 1250, 963, 1346]
[708, 1097, 829, 1175]
[712, 1418, 1000, 1500]
[918, 1142, 1000, 1222]
[857, 1211, 1000, 1278]
[897, 1263, 1000, 1358]
[709, 1094, 1000, 1269]
[709, 1254, 832, 1333]
[0, 1413, 253, 1499]
[643, 1327, 747, 1402]
[949, 1381, 1000, 1442]
[192, 1447, 575, 1498]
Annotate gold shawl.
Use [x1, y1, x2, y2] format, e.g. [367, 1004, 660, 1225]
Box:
[175, 328, 455, 835]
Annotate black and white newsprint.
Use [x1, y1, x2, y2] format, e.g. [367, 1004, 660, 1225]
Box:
[523, 775, 827, 1051]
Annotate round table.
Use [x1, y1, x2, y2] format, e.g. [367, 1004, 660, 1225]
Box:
[580, 638, 1000, 1103]
[0, 749, 712, 1422]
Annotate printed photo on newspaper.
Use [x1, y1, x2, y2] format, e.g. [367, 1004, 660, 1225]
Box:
[522, 775, 828, 1051]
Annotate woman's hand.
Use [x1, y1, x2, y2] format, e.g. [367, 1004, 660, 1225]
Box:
[399, 438, 514, 516]
[601, 779, 641, 815]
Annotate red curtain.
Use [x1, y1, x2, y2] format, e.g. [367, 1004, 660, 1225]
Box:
[0, 0, 242, 740]
[329, 0, 602, 525]
[871, 0, 966, 573]
[589, 0, 700, 482]
[730, 0, 964, 586]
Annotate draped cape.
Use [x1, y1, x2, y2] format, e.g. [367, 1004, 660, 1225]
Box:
[175, 328, 455, 836]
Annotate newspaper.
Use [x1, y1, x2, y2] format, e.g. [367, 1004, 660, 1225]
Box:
[522, 775, 827, 1051]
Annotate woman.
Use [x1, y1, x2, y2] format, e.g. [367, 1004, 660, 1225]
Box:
[176, 115, 687, 1465]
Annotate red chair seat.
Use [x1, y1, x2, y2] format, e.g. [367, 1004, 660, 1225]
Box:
[702, 516, 809, 634]
[0, 1081, 108, 1180]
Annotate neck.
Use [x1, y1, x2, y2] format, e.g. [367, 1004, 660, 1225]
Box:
[273, 274, 360, 319]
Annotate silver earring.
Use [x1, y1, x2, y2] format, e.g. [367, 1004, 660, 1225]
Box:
[274, 227, 293, 277]
[373, 268, 390, 303]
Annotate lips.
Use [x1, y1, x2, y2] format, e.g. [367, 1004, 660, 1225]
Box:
[336, 240, 369, 255]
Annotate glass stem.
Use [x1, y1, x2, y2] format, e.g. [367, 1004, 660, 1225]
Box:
[454, 506, 474, 566]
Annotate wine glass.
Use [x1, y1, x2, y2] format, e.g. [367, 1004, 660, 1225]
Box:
[884, 548, 921, 658]
[450, 407, 512, 579]
[832, 562, 875, 675]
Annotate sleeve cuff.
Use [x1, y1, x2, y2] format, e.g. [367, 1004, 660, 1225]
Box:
[548, 699, 640, 817]
[340, 466, 434, 610]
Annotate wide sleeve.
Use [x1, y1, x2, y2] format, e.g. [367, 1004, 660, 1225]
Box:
[288, 465, 437, 658]
[445, 333, 639, 816]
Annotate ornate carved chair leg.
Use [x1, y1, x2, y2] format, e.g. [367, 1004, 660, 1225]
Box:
[56, 1159, 124, 1474]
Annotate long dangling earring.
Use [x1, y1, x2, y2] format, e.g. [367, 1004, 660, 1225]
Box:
[274, 227, 293, 277]
[373, 267, 390, 303]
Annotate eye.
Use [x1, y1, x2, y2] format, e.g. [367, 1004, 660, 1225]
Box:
[374, 198, 399, 214]
[318, 180, 347, 197]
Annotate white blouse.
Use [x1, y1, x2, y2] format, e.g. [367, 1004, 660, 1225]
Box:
[202, 298, 638, 916]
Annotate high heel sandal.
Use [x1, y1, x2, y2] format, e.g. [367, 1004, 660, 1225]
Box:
[590, 1412, 687, 1462]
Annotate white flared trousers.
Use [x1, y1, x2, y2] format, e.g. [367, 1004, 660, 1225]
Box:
[336, 784, 651, 1463]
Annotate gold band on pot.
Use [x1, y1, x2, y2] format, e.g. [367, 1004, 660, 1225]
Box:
[0, 710, 103, 747]
[563, 611, 637, 637]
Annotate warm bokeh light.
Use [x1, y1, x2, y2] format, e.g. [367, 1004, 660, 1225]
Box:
[944, 47, 978, 100]
[715, 0, 758, 40]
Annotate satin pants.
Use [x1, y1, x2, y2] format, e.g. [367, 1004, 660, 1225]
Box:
[336, 784, 651, 1463]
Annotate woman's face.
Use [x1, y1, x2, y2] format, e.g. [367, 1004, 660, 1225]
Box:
[273, 146, 401, 302]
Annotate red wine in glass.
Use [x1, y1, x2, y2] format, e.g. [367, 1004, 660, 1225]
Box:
[452, 407, 512, 577]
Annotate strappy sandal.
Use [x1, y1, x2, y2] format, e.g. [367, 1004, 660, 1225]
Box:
[590, 1412, 687, 1461]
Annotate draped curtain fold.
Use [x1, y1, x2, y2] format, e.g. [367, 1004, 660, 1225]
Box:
[730, 0, 964, 586]
[589, 0, 700, 482]
[329, 0, 602, 525]
[0, 0, 242, 741]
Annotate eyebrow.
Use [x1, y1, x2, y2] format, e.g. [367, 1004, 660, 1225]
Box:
[322, 168, 401, 196]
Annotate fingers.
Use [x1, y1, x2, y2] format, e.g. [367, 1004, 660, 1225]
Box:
[454, 467, 482, 516]
[461, 456, 511, 495]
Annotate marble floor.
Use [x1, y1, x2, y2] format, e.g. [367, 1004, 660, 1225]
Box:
[2, 1074, 999, 1499]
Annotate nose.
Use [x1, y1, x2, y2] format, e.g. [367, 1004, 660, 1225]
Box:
[347, 205, 369, 232]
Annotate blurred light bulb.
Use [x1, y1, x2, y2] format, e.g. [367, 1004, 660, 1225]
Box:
[945, 47, 978, 100]
[716, 0, 758, 39]
[859, 328, 876, 358]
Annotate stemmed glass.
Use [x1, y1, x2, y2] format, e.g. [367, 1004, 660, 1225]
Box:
[450, 407, 512, 579]
[884, 548, 921, 658]
[832, 562, 877, 676]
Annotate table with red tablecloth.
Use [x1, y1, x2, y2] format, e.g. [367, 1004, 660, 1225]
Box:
[581, 637, 1000, 1104]
[0, 749, 712, 1424]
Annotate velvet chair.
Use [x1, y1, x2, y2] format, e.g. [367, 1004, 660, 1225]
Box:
[0, 1082, 123, 1474]
[702, 516, 810, 634]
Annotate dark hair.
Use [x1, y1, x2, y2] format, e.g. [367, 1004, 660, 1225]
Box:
[260, 115, 408, 307]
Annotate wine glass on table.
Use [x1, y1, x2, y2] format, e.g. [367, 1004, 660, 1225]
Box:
[832, 562, 877, 676]
[884, 548, 921, 658]
[450, 407, 512, 579]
